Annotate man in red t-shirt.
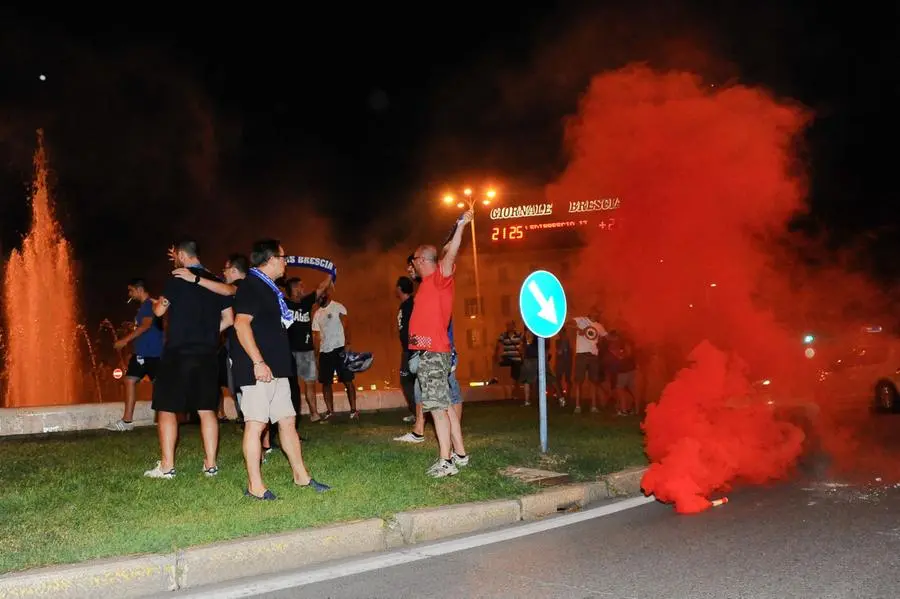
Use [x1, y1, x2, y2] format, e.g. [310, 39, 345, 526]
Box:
[409, 209, 473, 478]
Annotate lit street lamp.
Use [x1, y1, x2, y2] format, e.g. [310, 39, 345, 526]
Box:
[442, 186, 496, 318]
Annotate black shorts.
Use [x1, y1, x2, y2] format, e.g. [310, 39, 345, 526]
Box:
[318, 347, 354, 384]
[151, 349, 220, 413]
[504, 362, 522, 381]
[125, 354, 159, 382]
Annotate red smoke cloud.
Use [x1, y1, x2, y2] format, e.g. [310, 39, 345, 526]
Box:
[641, 342, 806, 513]
[547, 65, 815, 513]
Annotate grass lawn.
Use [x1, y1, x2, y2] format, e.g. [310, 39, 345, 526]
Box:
[0, 402, 646, 574]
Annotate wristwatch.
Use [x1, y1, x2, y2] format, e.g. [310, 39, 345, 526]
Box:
[193, 274, 201, 284]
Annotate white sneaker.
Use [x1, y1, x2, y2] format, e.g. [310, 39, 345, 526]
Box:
[428, 459, 459, 478]
[143, 461, 175, 479]
[394, 432, 425, 443]
[451, 452, 469, 467]
[107, 419, 134, 432]
[402, 415, 416, 423]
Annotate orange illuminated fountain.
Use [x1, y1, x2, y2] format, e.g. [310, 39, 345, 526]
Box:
[2, 131, 80, 407]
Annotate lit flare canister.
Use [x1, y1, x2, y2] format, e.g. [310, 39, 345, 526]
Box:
[710, 497, 728, 507]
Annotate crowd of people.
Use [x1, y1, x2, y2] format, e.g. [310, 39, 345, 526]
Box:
[495, 309, 638, 416]
[107, 210, 476, 497]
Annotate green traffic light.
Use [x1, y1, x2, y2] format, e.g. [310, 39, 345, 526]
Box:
[803, 334, 814, 344]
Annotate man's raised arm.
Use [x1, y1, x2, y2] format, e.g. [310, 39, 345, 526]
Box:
[315, 275, 333, 298]
[440, 209, 473, 276]
[171, 268, 236, 296]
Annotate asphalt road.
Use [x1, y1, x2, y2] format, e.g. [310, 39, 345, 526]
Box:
[174, 470, 900, 599]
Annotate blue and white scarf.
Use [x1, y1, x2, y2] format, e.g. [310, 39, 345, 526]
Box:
[284, 256, 338, 283]
[249, 268, 293, 329]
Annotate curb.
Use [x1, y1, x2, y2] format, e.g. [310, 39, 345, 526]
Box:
[0, 466, 647, 598]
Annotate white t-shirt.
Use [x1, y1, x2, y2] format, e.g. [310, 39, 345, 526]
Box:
[312, 301, 347, 354]
[573, 316, 607, 355]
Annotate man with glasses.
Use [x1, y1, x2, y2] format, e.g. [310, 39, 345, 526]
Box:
[231, 240, 330, 499]
[408, 210, 472, 477]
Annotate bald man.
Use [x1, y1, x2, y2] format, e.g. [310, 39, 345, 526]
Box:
[408, 210, 473, 478]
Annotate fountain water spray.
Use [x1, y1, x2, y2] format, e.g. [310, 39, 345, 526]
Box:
[2, 130, 81, 407]
[75, 324, 103, 402]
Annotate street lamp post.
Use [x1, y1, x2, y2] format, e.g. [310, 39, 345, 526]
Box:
[442, 187, 496, 319]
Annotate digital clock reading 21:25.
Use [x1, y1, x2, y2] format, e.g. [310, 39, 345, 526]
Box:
[490, 225, 525, 241]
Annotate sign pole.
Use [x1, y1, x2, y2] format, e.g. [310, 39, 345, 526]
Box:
[519, 269, 566, 456]
[537, 336, 548, 453]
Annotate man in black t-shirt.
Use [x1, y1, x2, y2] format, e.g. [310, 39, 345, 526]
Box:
[232, 239, 330, 499]
[144, 239, 233, 480]
[173, 253, 248, 422]
[284, 275, 332, 422]
[396, 276, 416, 416]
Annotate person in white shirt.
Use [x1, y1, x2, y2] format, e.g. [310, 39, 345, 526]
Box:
[570, 308, 608, 413]
[311, 290, 358, 419]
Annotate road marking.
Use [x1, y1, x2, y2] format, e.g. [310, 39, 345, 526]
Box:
[176, 495, 656, 598]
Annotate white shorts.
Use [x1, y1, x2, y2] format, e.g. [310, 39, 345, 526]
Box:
[240, 378, 296, 424]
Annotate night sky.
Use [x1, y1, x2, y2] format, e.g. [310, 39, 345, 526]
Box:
[0, 1, 897, 325]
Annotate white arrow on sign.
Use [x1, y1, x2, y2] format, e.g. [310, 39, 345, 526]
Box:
[527, 280, 558, 325]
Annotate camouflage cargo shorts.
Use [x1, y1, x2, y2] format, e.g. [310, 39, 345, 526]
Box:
[410, 351, 453, 412]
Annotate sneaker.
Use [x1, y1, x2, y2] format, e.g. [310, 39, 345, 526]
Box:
[558, 397, 567, 408]
[202, 465, 218, 477]
[450, 452, 469, 467]
[402, 414, 416, 423]
[394, 432, 425, 443]
[244, 488, 277, 501]
[319, 412, 333, 424]
[350, 411, 360, 420]
[143, 461, 176, 479]
[261, 447, 273, 464]
[428, 459, 459, 478]
[590, 406, 599, 413]
[523, 400, 531, 407]
[107, 419, 134, 432]
[309, 414, 322, 423]
[574, 406, 582, 414]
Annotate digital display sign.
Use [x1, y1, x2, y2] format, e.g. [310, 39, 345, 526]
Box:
[485, 198, 621, 246]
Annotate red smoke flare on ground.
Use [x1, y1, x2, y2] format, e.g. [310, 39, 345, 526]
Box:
[641, 342, 806, 513]
[547, 65, 814, 513]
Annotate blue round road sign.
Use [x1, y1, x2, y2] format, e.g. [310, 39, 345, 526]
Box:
[519, 270, 567, 338]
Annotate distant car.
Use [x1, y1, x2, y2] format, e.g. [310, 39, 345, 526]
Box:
[754, 325, 900, 417]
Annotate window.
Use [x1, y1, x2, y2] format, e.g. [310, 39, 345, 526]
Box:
[500, 295, 511, 316]
[464, 298, 479, 316]
[466, 328, 479, 349]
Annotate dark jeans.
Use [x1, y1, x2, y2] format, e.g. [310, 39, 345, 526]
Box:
[400, 351, 417, 412]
